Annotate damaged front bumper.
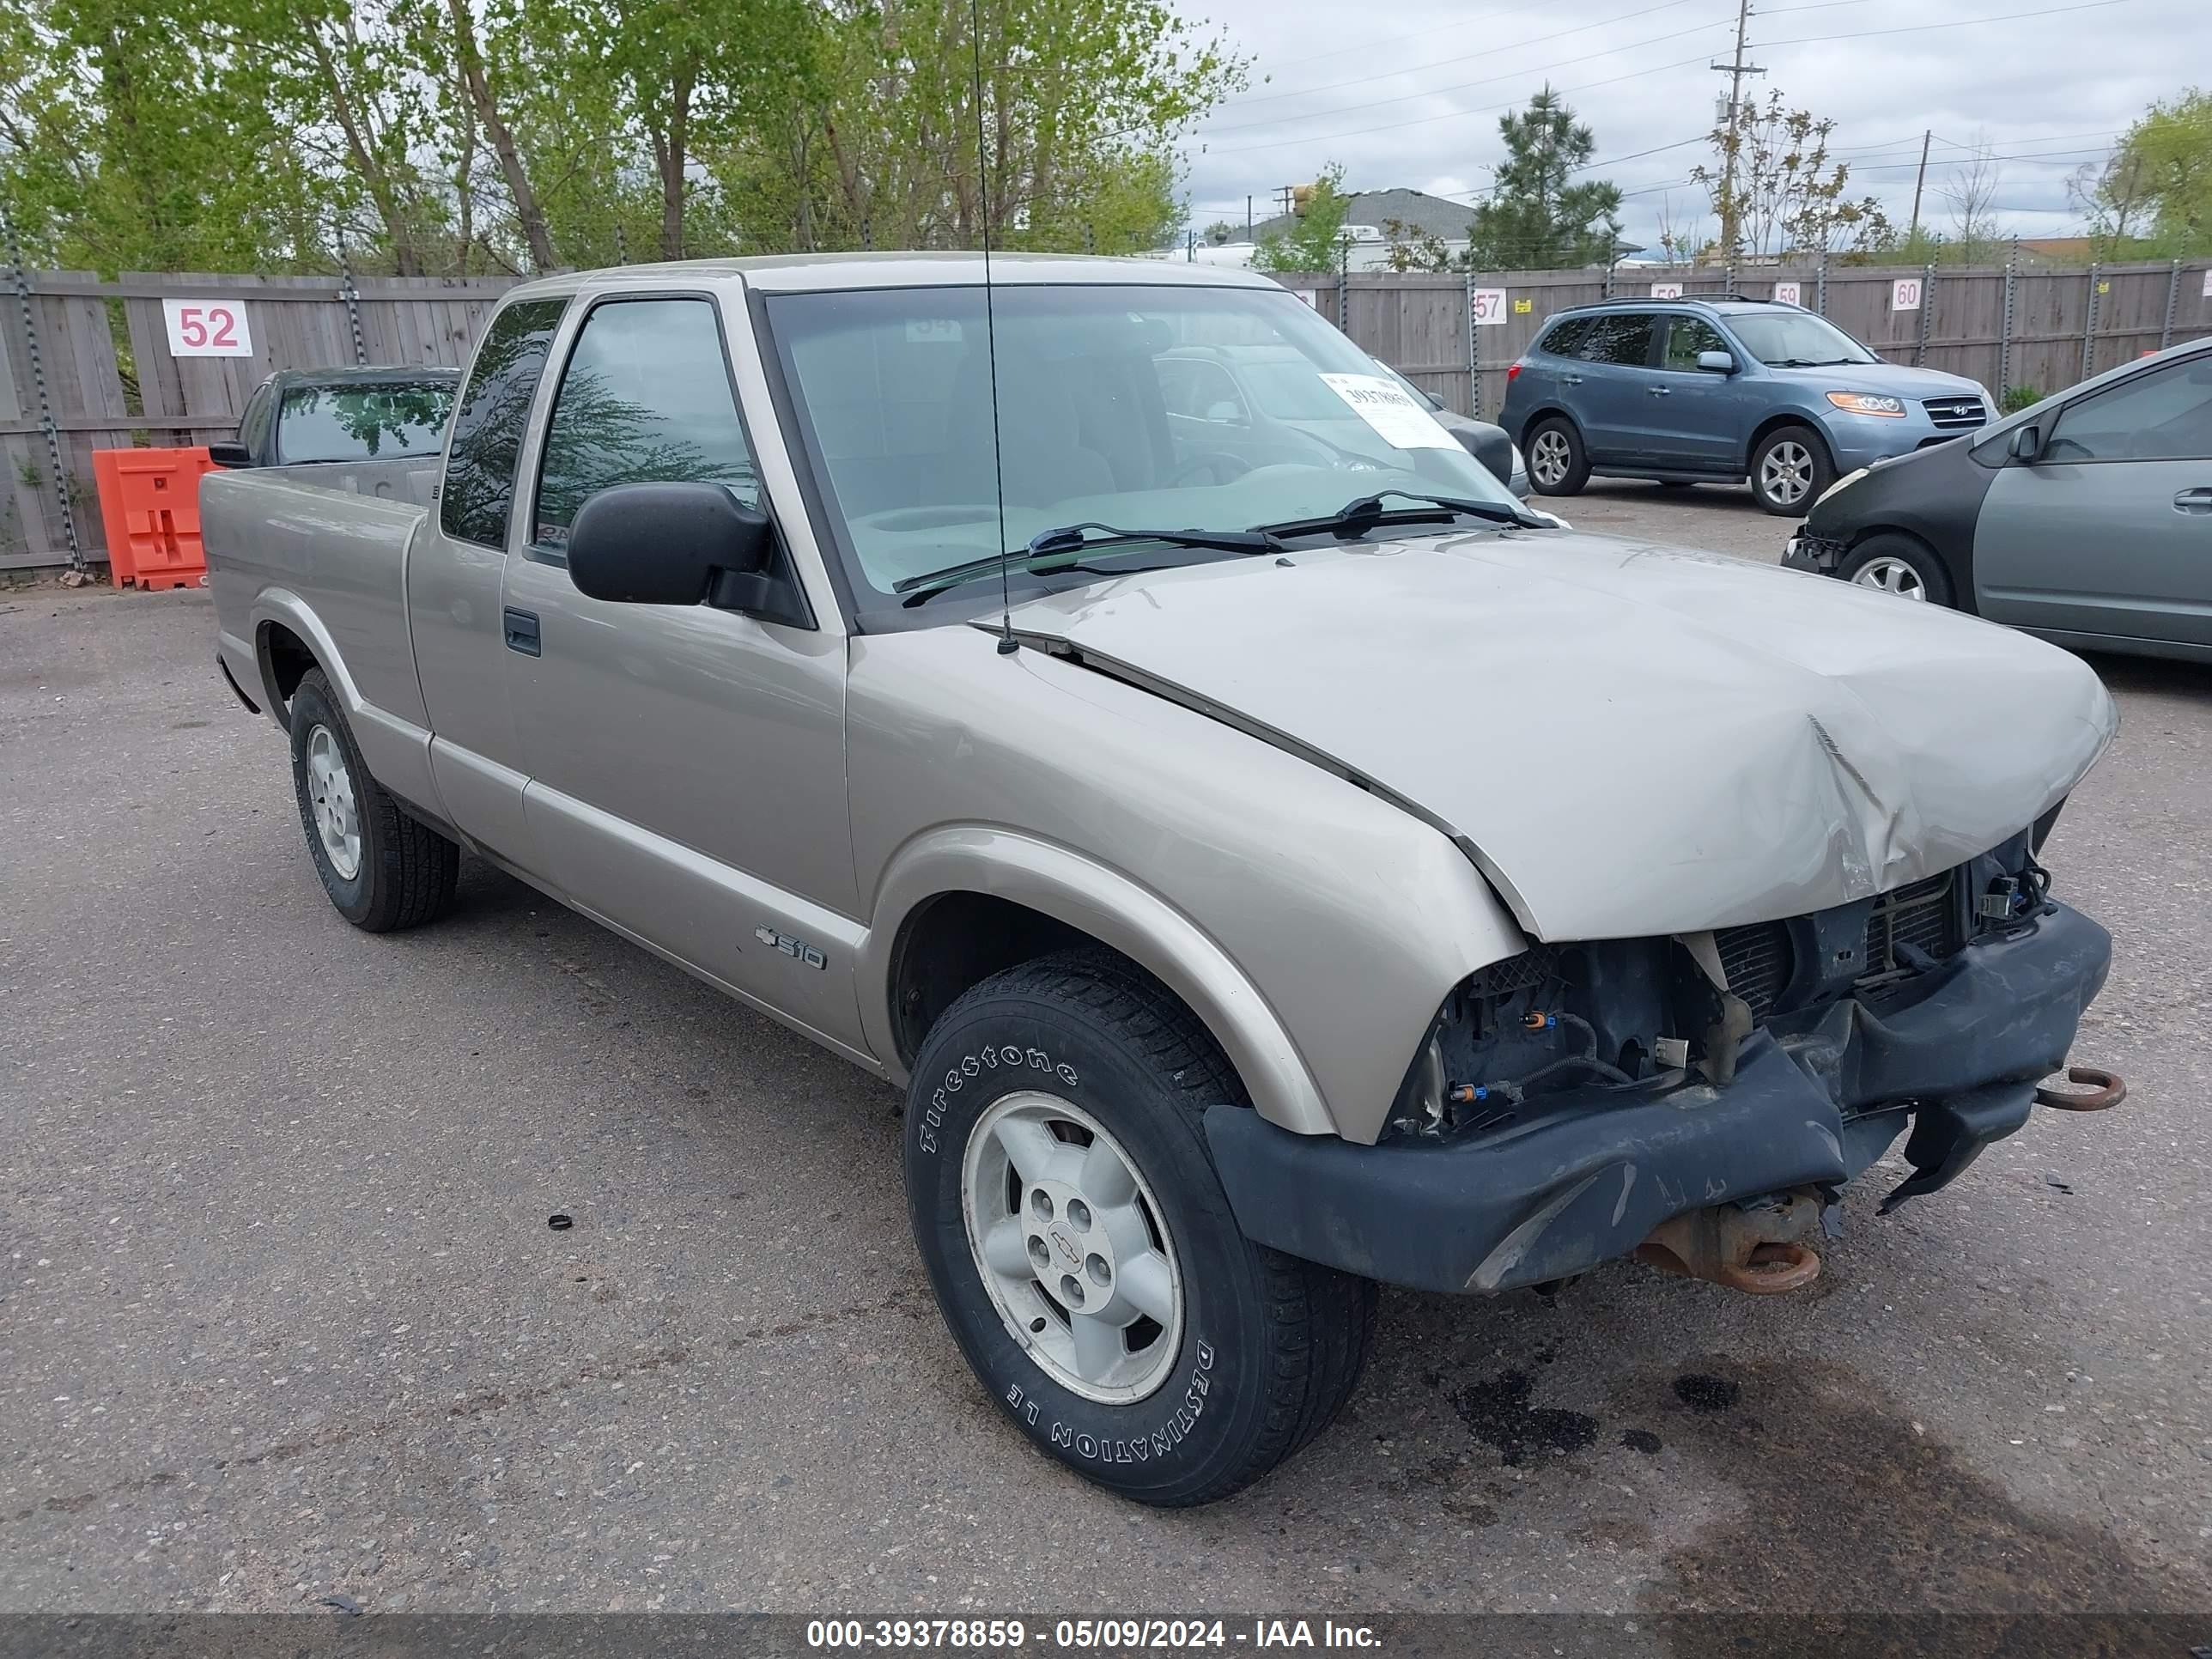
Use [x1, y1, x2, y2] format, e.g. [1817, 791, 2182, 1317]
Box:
[1203, 899, 2112, 1295]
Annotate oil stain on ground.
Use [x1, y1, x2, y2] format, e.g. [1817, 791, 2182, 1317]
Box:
[1626, 1357, 2206, 1642]
[1441, 1368, 1600, 1466]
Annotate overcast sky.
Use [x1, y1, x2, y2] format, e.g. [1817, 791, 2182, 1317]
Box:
[1174, 0, 2191, 253]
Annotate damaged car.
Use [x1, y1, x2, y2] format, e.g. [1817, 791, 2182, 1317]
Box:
[200, 254, 2124, 1507]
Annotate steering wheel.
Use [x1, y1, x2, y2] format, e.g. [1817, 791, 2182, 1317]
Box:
[1166, 451, 1256, 488]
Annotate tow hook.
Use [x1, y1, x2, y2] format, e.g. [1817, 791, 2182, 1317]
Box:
[2034, 1066, 2126, 1111]
[1634, 1188, 1825, 1296]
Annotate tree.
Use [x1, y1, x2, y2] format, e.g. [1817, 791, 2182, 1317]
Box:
[2068, 149, 2154, 256]
[1463, 87, 1620, 270]
[1252, 163, 1349, 273]
[1204, 219, 1233, 244]
[1941, 137, 2005, 264]
[1692, 90, 1888, 260]
[2107, 89, 2212, 256]
[1379, 216, 1450, 273]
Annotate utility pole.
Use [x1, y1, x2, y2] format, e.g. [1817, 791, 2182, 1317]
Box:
[1905, 129, 1933, 243]
[1711, 0, 1765, 263]
[1246, 195, 1253, 240]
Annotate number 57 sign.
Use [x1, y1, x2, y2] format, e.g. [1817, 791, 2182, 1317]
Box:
[161, 297, 255, 357]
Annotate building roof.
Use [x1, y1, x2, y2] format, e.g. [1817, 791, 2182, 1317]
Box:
[1250, 188, 1473, 242]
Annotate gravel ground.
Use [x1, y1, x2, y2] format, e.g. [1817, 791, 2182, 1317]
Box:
[3, 494, 2208, 1630]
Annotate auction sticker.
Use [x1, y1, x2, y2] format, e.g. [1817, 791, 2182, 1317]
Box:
[1317, 373, 1458, 448]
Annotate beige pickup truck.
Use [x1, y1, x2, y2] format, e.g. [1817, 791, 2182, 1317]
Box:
[203, 253, 2123, 1504]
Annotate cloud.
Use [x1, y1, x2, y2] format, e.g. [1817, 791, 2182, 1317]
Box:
[1176, 0, 2190, 251]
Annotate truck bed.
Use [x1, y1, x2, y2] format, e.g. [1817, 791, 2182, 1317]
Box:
[202, 455, 441, 763]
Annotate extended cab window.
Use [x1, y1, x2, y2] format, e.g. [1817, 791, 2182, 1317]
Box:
[532, 297, 758, 553]
[441, 299, 568, 548]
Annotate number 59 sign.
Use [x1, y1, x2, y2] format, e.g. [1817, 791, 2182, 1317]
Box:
[161, 298, 254, 357]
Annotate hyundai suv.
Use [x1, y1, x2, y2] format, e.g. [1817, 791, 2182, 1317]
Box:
[1498, 296, 1993, 516]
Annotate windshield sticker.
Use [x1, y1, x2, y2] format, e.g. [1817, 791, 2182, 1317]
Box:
[1316, 374, 1460, 449]
[905, 319, 963, 343]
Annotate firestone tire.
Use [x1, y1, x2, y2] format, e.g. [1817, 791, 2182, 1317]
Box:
[903, 950, 1376, 1506]
[288, 669, 460, 932]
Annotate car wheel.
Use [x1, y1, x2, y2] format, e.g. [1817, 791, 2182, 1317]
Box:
[1837, 532, 1954, 607]
[1750, 425, 1834, 516]
[904, 949, 1376, 1506]
[1523, 417, 1589, 496]
[289, 668, 460, 931]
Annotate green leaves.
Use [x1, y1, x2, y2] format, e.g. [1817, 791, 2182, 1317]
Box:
[1465, 88, 1621, 272]
[0, 0, 1241, 275]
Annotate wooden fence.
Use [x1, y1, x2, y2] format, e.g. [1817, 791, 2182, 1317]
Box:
[1, 270, 520, 570]
[4, 257, 2209, 570]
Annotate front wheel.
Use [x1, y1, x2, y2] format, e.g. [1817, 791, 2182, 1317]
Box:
[1749, 424, 1835, 516]
[904, 951, 1375, 1505]
[1838, 532, 1955, 606]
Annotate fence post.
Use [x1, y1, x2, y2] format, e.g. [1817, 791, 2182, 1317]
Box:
[2161, 258, 2181, 350]
[336, 238, 368, 368]
[1464, 270, 1480, 421]
[1, 210, 86, 578]
[1814, 247, 1827, 315]
[614, 222, 629, 264]
[1913, 262, 1934, 367]
[1335, 236, 1349, 332]
[2081, 262, 2100, 381]
[1998, 243, 2016, 394]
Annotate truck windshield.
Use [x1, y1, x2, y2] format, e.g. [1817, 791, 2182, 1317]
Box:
[279, 382, 456, 464]
[1725, 312, 1879, 368]
[764, 283, 1516, 609]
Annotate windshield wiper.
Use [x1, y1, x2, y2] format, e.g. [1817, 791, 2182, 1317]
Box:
[1254, 489, 1545, 539]
[894, 522, 1284, 606]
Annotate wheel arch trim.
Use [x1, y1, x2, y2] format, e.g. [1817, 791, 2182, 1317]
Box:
[860, 826, 1338, 1139]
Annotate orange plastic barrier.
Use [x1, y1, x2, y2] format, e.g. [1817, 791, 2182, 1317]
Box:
[91, 447, 222, 591]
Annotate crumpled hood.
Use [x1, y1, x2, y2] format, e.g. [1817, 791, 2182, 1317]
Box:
[997, 530, 2116, 940]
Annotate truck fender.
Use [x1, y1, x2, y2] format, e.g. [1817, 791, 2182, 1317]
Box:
[248, 588, 446, 828]
[860, 826, 1338, 1138]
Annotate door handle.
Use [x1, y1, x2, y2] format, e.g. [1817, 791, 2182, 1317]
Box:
[2175, 487, 2212, 514]
[1560, 373, 1583, 385]
[1647, 385, 1672, 396]
[503, 607, 541, 656]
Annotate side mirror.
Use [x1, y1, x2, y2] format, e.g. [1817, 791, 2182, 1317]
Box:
[2008, 423, 2044, 464]
[1694, 350, 1735, 374]
[567, 481, 772, 606]
[206, 441, 252, 468]
[1203, 399, 1246, 424]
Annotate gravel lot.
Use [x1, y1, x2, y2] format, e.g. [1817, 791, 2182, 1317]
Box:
[3, 485, 2209, 1632]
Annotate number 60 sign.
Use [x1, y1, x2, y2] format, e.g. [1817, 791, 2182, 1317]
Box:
[161, 297, 254, 358]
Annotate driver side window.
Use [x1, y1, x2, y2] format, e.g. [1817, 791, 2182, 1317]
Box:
[2045, 356, 2212, 463]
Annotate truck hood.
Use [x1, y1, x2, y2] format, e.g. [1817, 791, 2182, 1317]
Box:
[995, 530, 2116, 940]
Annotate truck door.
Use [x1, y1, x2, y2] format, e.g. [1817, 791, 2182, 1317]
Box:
[407, 296, 572, 872]
[1567, 310, 1660, 465]
[496, 292, 865, 1054]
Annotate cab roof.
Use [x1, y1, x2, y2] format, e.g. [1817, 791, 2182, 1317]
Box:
[502, 251, 1285, 301]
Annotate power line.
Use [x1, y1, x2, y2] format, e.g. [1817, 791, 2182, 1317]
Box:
[1198, 19, 1730, 137]
[1216, 0, 1705, 114]
[1193, 0, 2137, 158]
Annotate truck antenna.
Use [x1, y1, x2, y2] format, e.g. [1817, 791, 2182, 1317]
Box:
[969, 0, 1018, 654]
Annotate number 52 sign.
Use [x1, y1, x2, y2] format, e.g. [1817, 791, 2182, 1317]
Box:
[161, 297, 254, 357]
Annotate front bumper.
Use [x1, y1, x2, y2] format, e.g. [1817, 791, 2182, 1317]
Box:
[1204, 900, 2112, 1294]
[1783, 532, 1844, 574]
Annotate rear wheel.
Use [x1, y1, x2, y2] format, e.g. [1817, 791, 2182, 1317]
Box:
[1750, 424, 1834, 516]
[1524, 417, 1589, 496]
[904, 950, 1375, 1505]
[288, 669, 459, 931]
[1838, 532, 1954, 607]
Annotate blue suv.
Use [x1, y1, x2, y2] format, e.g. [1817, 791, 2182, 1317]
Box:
[1498, 296, 1994, 516]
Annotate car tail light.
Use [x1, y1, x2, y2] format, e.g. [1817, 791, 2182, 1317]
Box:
[1506, 363, 1522, 382]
